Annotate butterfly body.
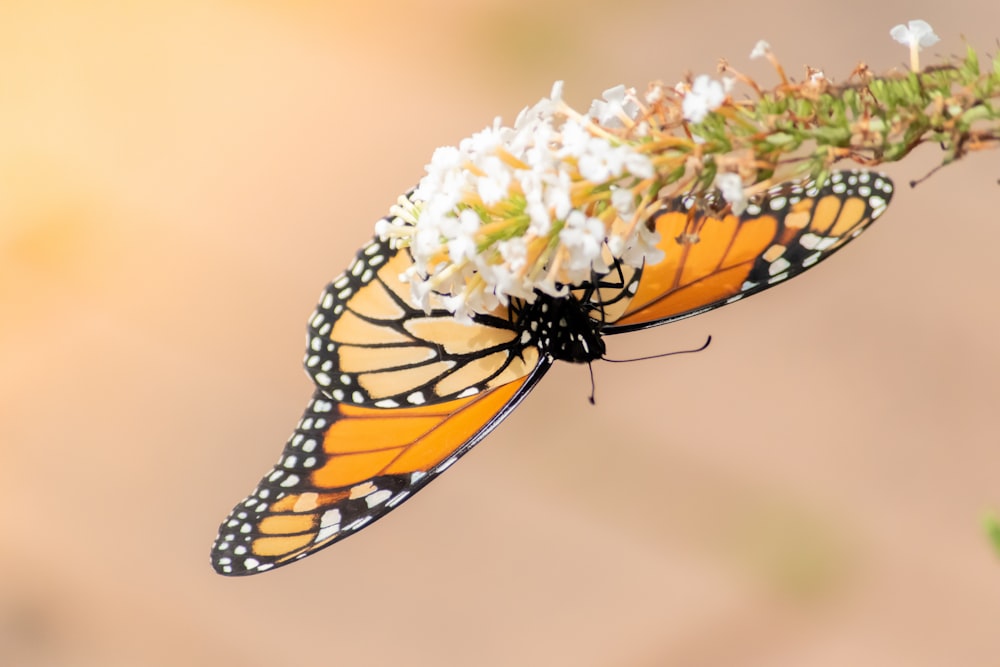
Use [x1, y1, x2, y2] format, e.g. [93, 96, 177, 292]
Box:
[212, 170, 893, 575]
[516, 289, 608, 364]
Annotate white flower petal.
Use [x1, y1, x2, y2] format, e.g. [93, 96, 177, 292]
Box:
[749, 39, 771, 59]
[682, 75, 726, 123]
[715, 172, 748, 215]
[890, 19, 940, 49]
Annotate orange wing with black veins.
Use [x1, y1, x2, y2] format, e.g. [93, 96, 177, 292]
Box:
[211, 369, 545, 575]
[606, 170, 893, 332]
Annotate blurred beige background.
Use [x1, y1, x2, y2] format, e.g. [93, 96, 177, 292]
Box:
[3, 1, 1000, 666]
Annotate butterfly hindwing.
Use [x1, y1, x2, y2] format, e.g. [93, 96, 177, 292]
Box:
[305, 237, 540, 407]
[212, 233, 552, 575]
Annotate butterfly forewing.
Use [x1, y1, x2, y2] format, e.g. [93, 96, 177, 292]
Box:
[606, 170, 893, 332]
[211, 368, 547, 575]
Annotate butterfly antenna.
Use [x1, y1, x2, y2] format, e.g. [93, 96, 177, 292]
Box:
[603, 335, 712, 364]
[587, 361, 597, 405]
[909, 161, 946, 188]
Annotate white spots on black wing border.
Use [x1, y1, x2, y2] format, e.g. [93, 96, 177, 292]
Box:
[344, 516, 373, 532]
[213, 350, 551, 575]
[303, 231, 540, 408]
[303, 235, 395, 406]
[365, 489, 393, 508]
[285, 357, 551, 567]
[742, 169, 894, 296]
[312, 239, 389, 314]
[802, 251, 822, 268]
[316, 508, 342, 543]
[799, 232, 820, 250]
[211, 391, 341, 575]
[768, 256, 791, 276]
[386, 491, 410, 508]
[435, 456, 459, 474]
[214, 392, 404, 576]
[304, 238, 394, 401]
[305, 475, 431, 556]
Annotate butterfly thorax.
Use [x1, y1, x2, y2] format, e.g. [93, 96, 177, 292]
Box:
[512, 292, 606, 364]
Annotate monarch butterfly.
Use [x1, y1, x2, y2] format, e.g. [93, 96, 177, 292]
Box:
[211, 169, 893, 575]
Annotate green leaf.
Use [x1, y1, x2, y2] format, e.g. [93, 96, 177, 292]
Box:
[962, 44, 981, 78]
[765, 132, 797, 147]
[960, 105, 992, 124]
[810, 125, 851, 145]
[985, 513, 1000, 558]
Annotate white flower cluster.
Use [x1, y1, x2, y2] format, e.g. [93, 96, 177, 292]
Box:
[376, 82, 661, 321]
[681, 75, 729, 123]
[370, 21, 948, 321]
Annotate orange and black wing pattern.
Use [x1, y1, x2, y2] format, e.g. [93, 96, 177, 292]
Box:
[303, 238, 540, 407]
[604, 170, 893, 332]
[211, 375, 544, 575]
[211, 237, 548, 575]
[212, 170, 893, 574]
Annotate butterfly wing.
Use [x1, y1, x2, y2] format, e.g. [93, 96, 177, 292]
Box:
[211, 371, 545, 575]
[605, 170, 893, 332]
[212, 236, 547, 575]
[304, 237, 540, 407]
[212, 170, 893, 574]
